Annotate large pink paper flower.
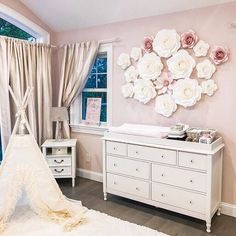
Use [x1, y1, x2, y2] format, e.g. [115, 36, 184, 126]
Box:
[154, 71, 175, 95]
[181, 30, 198, 48]
[143, 36, 153, 53]
[210, 46, 229, 65]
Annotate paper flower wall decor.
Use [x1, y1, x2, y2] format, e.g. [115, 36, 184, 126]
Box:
[117, 28, 230, 117]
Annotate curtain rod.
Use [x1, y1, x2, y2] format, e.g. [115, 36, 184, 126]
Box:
[51, 37, 121, 49]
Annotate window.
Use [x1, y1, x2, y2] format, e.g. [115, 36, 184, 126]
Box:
[0, 17, 35, 41]
[70, 44, 112, 135]
[82, 53, 108, 123]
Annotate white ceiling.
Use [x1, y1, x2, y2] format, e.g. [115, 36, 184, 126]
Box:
[21, 0, 236, 32]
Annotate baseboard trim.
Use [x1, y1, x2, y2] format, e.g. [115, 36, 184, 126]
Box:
[76, 168, 103, 183]
[76, 169, 236, 218]
[221, 202, 236, 217]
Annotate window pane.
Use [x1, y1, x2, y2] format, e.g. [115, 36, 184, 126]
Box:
[85, 74, 96, 88]
[97, 57, 107, 73]
[0, 18, 35, 41]
[82, 92, 107, 122]
[97, 74, 107, 88]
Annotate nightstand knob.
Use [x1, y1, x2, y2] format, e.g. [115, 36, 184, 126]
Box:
[190, 159, 194, 163]
[113, 147, 117, 151]
[135, 168, 139, 172]
[190, 179, 193, 183]
[54, 159, 64, 164]
[136, 151, 139, 154]
[113, 163, 117, 167]
[161, 155, 165, 158]
[161, 193, 165, 197]
[189, 200, 193, 205]
[54, 168, 64, 173]
[136, 187, 140, 191]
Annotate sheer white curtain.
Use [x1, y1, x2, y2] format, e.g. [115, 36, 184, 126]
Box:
[58, 41, 99, 138]
[0, 37, 52, 150]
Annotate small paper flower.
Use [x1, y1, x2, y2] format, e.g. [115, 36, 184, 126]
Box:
[155, 94, 177, 117]
[196, 59, 216, 79]
[172, 78, 202, 107]
[134, 79, 157, 104]
[143, 36, 153, 53]
[117, 53, 131, 70]
[201, 80, 217, 96]
[137, 52, 163, 80]
[121, 83, 134, 98]
[181, 30, 198, 48]
[154, 71, 175, 95]
[124, 66, 139, 82]
[153, 29, 181, 58]
[193, 40, 210, 57]
[131, 47, 142, 61]
[210, 46, 229, 65]
[167, 50, 196, 79]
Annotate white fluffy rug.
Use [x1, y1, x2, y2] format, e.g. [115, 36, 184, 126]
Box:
[2, 205, 168, 236]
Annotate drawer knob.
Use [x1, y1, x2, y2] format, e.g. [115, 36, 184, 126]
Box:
[113, 163, 117, 167]
[54, 159, 64, 164]
[161, 193, 165, 197]
[135, 168, 139, 172]
[113, 147, 117, 151]
[190, 159, 194, 163]
[54, 168, 64, 173]
[113, 181, 117, 185]
[161, 155, 165, 159]
[161, 173, 164, 177]
[190, 179, 193, 183]
[189, 200, 193, 205]
[135, 151, 139, 154]
[135, 187, 140, 191]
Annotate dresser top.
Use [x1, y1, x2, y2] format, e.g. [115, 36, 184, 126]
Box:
[103, 131, 224, 154]
[42, 139, 77, 147]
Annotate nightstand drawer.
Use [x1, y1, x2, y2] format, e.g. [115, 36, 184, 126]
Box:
[50, 166, 71, 176]
[52, 147, 68, 155]
[47, 157, 71, 167]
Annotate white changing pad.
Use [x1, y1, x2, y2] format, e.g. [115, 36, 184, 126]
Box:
[108, 123, 170, 138]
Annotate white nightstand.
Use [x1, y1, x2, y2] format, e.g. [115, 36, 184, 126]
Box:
[42, 139, 77, 187]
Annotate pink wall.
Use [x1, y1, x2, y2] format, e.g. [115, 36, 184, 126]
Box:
[56, 2, 236, 205]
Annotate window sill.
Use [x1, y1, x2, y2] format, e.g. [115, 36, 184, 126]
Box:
[70, 124, 109, 136]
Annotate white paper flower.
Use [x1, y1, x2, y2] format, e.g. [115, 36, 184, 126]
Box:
[121, 83, 134, 98]
[153, 29, 181, 58]
[124, 66, 139, 82]
[155, 94, 177, 117]
[131, 47, 142, 61]
[172, 78, 202, 107]
[201, 79, 217, 96]
[167, 50, 196, 79]
[137, 52, 163, 80]
[117, 53, 131, 70]
[196, 59, 216, 79]
[193, 40, 210, 57]
[134, 79, 157, 104]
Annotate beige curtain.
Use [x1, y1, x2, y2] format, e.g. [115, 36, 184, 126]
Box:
[0, 37, 52, 149]
[58, 41, 99, 138]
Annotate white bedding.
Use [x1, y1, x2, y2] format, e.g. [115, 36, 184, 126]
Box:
[108, 123, 170, 138]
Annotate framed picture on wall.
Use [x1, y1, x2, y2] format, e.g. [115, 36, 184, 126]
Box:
[85, 98, 102, 125]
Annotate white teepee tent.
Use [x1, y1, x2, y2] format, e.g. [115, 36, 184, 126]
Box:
[0, 87, 86, 233]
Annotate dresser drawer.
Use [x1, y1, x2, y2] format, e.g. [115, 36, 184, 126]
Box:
[128, 144, 177, 165]
[46, 157, 71, 167]
[152, 164, 206, 192]
[106, 141, 127, 156]
[179, 152, 207, 171]
[152, 183, 205, 214]
[50, 166, 71, 176]
[107, 156, 150, 180]
[107, 173, 150, 199]
[52, 147, 68, 155]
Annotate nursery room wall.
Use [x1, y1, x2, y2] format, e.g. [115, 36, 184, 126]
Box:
[55, 1, 236, 206]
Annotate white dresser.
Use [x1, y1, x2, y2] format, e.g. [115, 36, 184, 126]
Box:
[102, 131, 224, 233]
[42, 139, 77, 187]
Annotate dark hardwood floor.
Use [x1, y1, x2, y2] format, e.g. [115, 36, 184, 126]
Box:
[58, 177, 236, 236]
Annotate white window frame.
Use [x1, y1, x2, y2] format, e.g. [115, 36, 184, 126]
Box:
[0, 3, 50, 43]
[70, 43, 113, 136]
